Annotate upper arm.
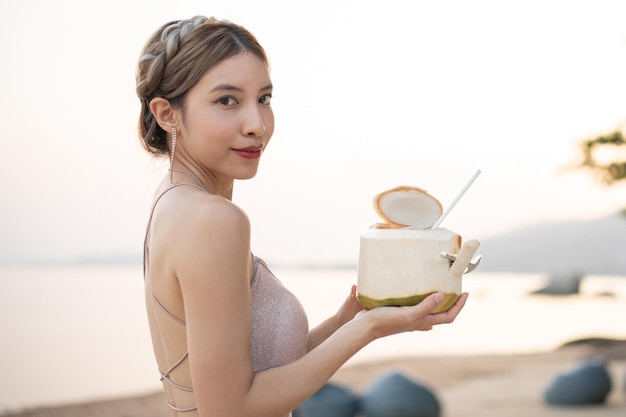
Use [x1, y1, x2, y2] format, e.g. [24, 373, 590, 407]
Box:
[174, 198, 255, 413]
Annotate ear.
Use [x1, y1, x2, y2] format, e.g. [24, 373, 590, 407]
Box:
[149, 97, 178, 131]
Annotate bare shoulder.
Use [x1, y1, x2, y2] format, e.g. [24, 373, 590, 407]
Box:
[169, 188, 251, 249]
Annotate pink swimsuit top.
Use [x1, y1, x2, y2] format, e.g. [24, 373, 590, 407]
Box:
[144, 183, 309, 414]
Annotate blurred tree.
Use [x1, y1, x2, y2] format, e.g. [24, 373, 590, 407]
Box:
[579, 129, 626, 185]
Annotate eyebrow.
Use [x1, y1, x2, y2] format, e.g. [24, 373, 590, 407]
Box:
[210, 83, 273, 93]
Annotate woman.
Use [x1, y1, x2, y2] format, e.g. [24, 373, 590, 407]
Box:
[136, 15, 468, 417]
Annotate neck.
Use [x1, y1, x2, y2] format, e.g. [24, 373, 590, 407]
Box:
[170, 168, 209, 191]
[169, 168, 234, 199]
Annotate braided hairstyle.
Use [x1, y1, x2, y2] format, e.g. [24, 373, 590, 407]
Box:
[135, 16, 269, 156]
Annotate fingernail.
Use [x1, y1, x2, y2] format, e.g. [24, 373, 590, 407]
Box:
[433, 292, 444, 303]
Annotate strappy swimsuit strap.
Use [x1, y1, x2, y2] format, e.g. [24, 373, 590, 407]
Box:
[144, 183, 208, 413]
[166, 401, 198, 413]
[160, 352, 197, 412]
[143, 182, 210, 276]
[160, 352, 191, 383]
[152, 293, 186, 325]
[144, 184, 198, 323]
[161, 373, 194, 392]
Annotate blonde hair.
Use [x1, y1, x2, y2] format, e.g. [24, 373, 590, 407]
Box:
[135, 16, 269, 156]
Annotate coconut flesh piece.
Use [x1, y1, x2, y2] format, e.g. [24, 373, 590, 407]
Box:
[373, 186, 443, 230]
[358, 185, 480, 311]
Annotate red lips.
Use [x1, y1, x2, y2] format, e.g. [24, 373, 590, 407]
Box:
[233, 146, 263, 159]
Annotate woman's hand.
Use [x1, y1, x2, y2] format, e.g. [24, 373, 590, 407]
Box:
[355, 292, 469, 339]
[335, 285, 365, 327]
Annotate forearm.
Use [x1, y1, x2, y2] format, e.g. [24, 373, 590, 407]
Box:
[307, 314, 341, 351]
[308, 284, 363, 351]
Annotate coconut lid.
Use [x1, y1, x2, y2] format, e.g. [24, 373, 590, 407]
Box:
[373, 185, 443, 229]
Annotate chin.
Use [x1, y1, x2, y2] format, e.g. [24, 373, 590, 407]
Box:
[235, 168, 260, 180]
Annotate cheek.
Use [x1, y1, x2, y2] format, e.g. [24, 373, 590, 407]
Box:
[183, 118, 229, 157]
[208, 122, 231, 143]
[198, 115, 231, 144]
[264, 111, 275, 137]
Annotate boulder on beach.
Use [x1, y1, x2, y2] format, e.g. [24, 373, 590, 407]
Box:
[531, 272, 583, 295]
[295, 382, 358, 417]
[544, 358, 613, 406]
[359, 371, 441, 417]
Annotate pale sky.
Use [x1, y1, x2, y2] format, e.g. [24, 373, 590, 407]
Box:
[1, 0, 625, 266]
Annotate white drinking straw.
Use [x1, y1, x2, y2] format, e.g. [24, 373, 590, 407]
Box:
[432, 169, 481, 229]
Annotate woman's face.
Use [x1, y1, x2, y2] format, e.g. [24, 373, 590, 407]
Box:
[176, 52, 275, 181]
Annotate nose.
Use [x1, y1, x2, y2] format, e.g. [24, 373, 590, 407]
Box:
[242, 105, 266, 137]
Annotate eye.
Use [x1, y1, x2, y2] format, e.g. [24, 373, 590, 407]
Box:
[216, 96, 238, 106]
[258, 94, 272, 105]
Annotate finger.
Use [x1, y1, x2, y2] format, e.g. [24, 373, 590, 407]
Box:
[430, 292, 469, 324]
[397, 292, 446, 325]
[448, 292, 469, 313]
[421, 292, 445, 313]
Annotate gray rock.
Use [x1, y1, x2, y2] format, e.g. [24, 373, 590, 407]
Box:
[544, 359, 613, 406]
[531, 272, 583, 295]
[295, 382, 357, 417]
[292, 407, 305, 417]
[359, 371, 441, 417]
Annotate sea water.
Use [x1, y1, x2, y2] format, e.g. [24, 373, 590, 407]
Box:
[0, 265, 625, 413]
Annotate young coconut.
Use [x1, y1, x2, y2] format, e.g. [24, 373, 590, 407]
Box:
[357, 186, 479, 312]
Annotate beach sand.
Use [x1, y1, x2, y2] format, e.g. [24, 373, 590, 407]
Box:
[3, 339, 625, 417]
